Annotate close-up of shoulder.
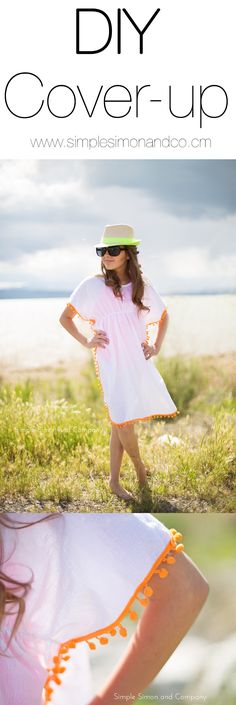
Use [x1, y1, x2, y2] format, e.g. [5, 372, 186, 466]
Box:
[80, 274, 103, 287]
[92, 274, 105, 286]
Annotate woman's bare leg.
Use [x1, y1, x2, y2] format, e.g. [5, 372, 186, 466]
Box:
[109, 426, 133, 500]
[90, 551, 209, 705]
[117, 425, 147, 487]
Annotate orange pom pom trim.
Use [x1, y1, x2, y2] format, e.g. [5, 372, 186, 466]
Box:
[43, 529, 184, 703]
[145, 309, 168, 345]
[66, 302, 96, 325]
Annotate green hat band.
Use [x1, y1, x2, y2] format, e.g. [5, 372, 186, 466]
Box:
[102, 237, 140, 245]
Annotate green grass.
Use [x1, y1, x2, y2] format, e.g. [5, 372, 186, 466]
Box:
[0, 354, 235, 512]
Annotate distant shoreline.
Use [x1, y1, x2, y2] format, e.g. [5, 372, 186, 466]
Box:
[0, 290, 235, 299]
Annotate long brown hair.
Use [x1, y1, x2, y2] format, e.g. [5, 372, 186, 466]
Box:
[101, 246, 150, 314]
[0, 514, 58, 652]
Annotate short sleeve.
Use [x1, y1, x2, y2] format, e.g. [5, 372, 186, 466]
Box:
[143, 282, 167, 325]
[67, 277, 96, 323]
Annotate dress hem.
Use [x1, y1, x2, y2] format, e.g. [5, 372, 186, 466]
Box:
[109, 410, 180, 427]
[43, 529, 184, 703]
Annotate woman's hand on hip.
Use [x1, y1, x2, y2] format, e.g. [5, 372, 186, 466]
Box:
[141, 341, 159, 359]
[86, 330, 109, 349]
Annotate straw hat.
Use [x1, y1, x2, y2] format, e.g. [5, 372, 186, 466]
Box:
[95, 224, 141, 247]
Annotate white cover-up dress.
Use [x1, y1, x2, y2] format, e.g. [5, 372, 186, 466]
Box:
[0, 514, 183, 705]
[68, 276, 177, 425]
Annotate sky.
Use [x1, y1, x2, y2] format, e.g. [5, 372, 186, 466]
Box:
[0, 159, 235, 294]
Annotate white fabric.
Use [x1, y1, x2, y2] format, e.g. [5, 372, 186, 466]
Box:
[0, 513, 171, 705]
[69, 276, 177, 424]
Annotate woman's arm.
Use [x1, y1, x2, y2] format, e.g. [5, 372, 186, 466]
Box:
[153, 311, 169, 353]
[142, 312, 169, 360]
[89, 552, 209, 705]
[59, 306, 109, 349]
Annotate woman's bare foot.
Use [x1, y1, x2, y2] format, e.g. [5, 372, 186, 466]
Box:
[109, 480, 133, 501]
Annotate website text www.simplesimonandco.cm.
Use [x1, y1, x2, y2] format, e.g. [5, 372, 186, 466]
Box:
[29, 135, 212, 150]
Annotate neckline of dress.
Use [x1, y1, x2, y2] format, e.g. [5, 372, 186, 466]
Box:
[121, 282, 132, 287]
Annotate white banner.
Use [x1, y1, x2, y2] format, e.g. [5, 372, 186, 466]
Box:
[0, 0, 235, 158]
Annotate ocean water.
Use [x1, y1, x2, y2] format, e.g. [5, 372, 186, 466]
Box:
[0, 295, 235, 371]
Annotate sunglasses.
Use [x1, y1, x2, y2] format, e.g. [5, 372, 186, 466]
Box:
[96, 245, 125, 257]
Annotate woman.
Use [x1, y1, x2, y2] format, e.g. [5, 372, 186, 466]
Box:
[60, 224, 177, 500]
[0, 513, 209, 705]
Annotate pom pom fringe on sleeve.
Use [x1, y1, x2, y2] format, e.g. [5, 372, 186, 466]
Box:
[43, 529, 184, 704]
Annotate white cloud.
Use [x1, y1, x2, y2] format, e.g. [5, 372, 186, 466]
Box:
[0, 244, 96, 290]
[0, 160, 235, 293]
[0, 281, 26, 289]
[157, 248, 236, 292]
